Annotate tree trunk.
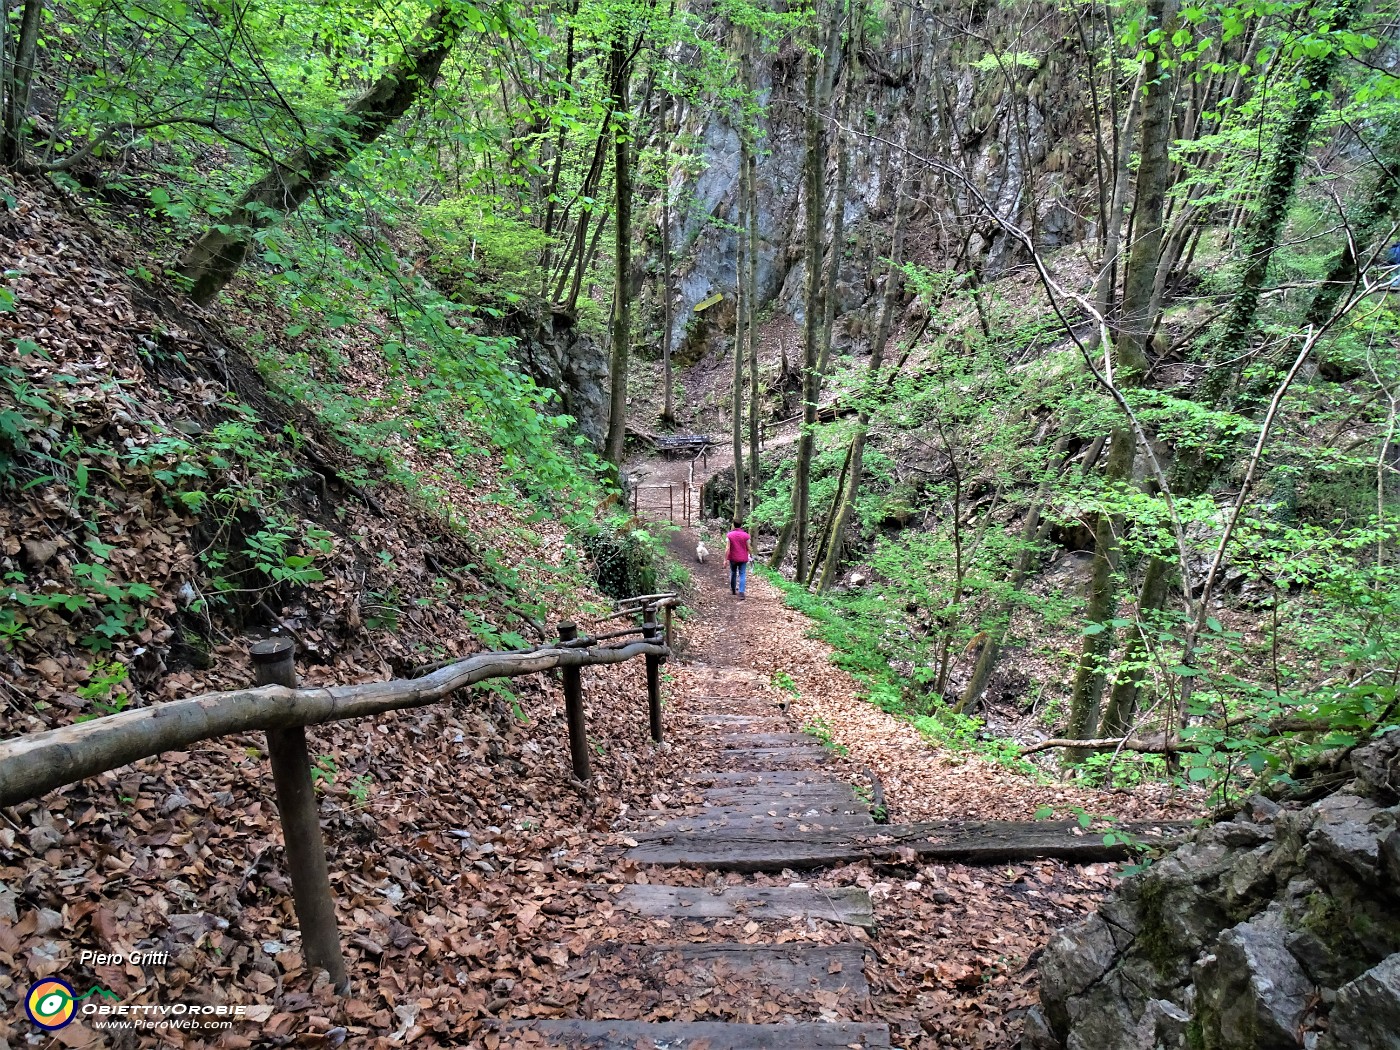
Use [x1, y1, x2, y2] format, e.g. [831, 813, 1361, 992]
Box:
[178, 6, 463, 305]
[660, 97, 675, 425]
[814, 17, 924, 594]
[746, 87, 761, 506]
[1064, 0, 1176, 758]
[817, 44, 854, 377]
[732, 116, 749, 512]
[1305, 123, 1400, 334]
[1, 0, 43, 168]
[1099, 553, 1171, 736]
[770, 23, 830, 573]
[957, 432, 1074, 712]
[604, 32, 634, 467]
[808, 440, 853, 586]
[1208, 0, 1358, 395]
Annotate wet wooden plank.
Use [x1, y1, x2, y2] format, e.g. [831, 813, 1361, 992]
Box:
[510, 1020, 891, 1048]
[604, 884, 875, 928]
[627, 820, 1190, 872]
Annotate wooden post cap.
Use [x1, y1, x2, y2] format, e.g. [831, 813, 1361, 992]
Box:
[558, 622, 578, 640]
[251, 638, 295, 664]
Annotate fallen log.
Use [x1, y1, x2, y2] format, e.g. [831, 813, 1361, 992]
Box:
[627, 819, 1191, 872]
[0, 640, 666, 808]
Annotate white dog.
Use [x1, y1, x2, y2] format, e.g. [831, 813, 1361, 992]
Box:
[695, 541, 709, 564]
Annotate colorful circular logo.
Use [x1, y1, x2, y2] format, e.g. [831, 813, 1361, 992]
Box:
[26, 979, 76, 1030]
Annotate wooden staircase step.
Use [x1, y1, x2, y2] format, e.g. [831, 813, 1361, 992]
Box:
[690, 770, 837, 788]
[707, 748, 829, 769]
[693, 714, 787, 727]
[701, 783, 865, 807]
[603, 884, 875, 928]
[628, 820, 1190, 872]
[510, 1019, 891, 1048]
[642, 810, 873, 833]
[582, 941, 871, 997]
[714, 733, 818, 746]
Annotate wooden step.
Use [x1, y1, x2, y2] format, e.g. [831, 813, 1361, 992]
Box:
[708, 748, 829, 768]
[582, 941, 871, 997]
[691, 770, 838, 788]
[643, 809, 873, 833]
[603, 884, 875, 928]
[691, 806, 868, 823]
[715, 733, 817, 746]
[510, 1019, 891, 1048]
[628, 819, 1190, 872]
[693, 714, 781, 725]
[701, 783, 865, 807]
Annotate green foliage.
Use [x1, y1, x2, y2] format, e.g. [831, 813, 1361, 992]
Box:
[771, 669, 799, 695]
[803, 716, 849, 757]
[75, 659, 132, 721]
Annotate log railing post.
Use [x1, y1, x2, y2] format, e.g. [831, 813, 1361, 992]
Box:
[557, 623, 591, 782]
[663, 603, 674, 649]
[252, 639, 349, 994]
[643, 610, 663, 743]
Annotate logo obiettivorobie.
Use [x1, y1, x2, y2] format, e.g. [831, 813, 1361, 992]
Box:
[26, 978, 77, 1030]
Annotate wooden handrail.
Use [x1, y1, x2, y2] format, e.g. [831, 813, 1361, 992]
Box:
[0, 638, 666, 809]
[1, 606, 675, 997]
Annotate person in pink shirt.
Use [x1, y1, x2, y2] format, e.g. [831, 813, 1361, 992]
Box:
[725, 518, 751, 599]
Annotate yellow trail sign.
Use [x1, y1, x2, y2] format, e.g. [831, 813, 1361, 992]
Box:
[693, 292, 724, 312]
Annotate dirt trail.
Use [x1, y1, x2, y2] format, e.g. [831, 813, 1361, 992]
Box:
[499, 455, 1184, 1048]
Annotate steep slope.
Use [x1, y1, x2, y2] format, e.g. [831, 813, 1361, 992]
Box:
[0, 175, 673, 1047]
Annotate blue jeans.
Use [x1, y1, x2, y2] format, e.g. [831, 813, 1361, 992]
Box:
[730, 560, 748, 594]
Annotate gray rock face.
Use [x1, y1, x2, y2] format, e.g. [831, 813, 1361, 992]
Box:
[1319, 953, 1400, 1050]
[1029, 730, 1400, 1050]
[1195, 914, 1313, 1048]
[653, 6, 1095, 371]
[512, 322, 610, 450]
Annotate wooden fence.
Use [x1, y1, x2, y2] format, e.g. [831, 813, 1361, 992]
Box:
[0, 593, 679, 992]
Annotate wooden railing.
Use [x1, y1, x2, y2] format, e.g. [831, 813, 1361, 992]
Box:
[0, 592, 679, 992]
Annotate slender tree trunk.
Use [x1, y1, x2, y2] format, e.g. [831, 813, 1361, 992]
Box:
[815, 16, 924, 593]
[1306, 124, 1400, 332]
[770, 21, 830, 574]
[178, 6, 463, 305]
[1064, 0, 1176, 758]
[604, 32, 634, 466]
[815, 177, 906, 592]
[1099, 554, 1171, 736]
[746, 92, 761, 506]
[817, 44, 854, 376]
[732, 118, 748, 513]
[808, 440, 853, 586]
[660, 100, 675, 425]
[2, 0, 43, 167]
[957, 432, 1074, 712]
[1208, 0, 1358, 396]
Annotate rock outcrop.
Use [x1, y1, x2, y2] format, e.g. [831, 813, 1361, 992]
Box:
[1026, 731, 1400, 1050]
[652, 1, 1101, 367]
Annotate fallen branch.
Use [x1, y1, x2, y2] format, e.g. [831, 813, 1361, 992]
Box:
[1020, 716, 1339, 756]
[1020, 736, 1176, 756]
